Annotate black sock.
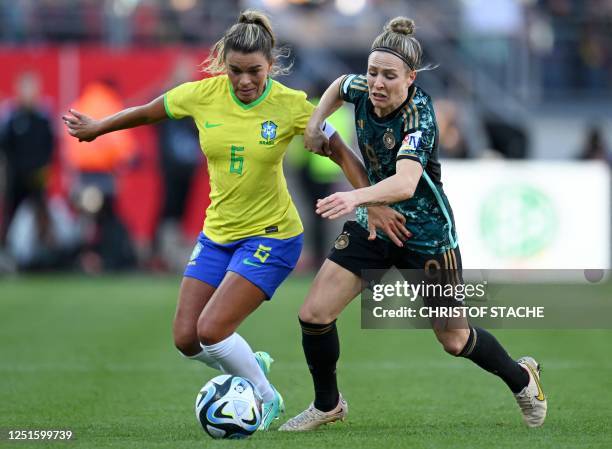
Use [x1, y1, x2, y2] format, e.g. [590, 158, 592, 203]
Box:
[459, 327, 529, 393]
[300, 318, 340, 412]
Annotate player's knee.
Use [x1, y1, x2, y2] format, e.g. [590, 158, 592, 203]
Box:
[197, 320, 227, 346]
[436, 332, 468, 356]
[174, 340, 201, 357]
[299, 304, 334, 325]
[173, 324, 200, 356]
[442, 339, 465, 356]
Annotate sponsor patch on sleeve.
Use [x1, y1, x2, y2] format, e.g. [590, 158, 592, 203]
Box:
[400, 130, 423, 153]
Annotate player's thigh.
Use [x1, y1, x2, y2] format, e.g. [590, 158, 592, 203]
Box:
[197, 234, 303, 344]
[173, 277, 217, 354]
[197, 272, 267, 345]
[227, 234, 304, 300]
[424, 247, 469, 330]
[175, 233, 233, 344]
[299, 259, 364, 324]
[399, 246, 469, 339]
[175, 277, 216, 330]
[299, 221, 393, 324]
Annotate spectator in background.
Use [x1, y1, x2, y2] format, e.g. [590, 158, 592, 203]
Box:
[155, 58, 203, 271]
[434, 99, 469, 159]
[0, 71, 54, 245]
[483, 113, 529, 159]
[5, 193, 80, 271]
[579, 23, 609, 90]
[434, 99, 492, 159]
[62, 79, 137, 272]
[578, 124, 611, 166]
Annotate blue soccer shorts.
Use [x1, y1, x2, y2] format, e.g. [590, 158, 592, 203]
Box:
[183, 232, 304, 299]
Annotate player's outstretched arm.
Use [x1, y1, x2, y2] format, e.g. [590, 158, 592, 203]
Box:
[62, 95, 167, 142]
[304, 76, 345, 156]
[316, 159, 423, 220]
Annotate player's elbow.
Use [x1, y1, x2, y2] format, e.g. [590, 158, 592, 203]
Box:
[396, 181, 417, 201]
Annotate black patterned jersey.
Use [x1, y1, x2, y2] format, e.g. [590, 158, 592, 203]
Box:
[340, 74, 458, 255]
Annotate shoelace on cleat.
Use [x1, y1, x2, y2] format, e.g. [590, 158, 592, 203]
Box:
[516, 392, 536, 410]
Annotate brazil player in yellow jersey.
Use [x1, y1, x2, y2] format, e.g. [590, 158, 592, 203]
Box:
[62, 10, 408, 431]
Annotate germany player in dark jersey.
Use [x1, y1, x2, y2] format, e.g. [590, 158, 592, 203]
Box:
[280, 17, 547, 431]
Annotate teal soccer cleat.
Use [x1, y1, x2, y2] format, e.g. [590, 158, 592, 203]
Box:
[254, 351, 274, 377]
[259, 385, 285, 431]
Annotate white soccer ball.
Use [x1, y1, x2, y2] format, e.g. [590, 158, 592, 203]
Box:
[195, 374, 262, 439]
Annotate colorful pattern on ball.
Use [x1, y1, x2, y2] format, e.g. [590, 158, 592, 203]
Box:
[195, 375, 262, 439]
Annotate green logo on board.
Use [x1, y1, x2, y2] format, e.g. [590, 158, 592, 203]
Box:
[480, 185, 557, 258]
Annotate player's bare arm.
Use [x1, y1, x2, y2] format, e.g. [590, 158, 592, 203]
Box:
[62, 95, 167, 142]
[304, 76, 345, 155]
[316, 158, 423, 220]
[327, 132, 369, 189]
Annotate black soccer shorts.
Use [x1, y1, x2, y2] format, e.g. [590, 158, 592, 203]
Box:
[328, 220, 463, 302]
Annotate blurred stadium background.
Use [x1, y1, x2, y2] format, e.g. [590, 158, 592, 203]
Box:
[0, 0, 610, 273]
[1, 2, 611, 448]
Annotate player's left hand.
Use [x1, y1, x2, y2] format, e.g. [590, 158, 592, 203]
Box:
[366, 206, 412, 247]
[316, 191, 359, 219]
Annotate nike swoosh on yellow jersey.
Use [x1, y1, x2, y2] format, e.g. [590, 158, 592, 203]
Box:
[205, 121, 222, 128]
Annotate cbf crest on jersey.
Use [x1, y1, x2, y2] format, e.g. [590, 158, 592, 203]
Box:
[260, 120, 277, 145]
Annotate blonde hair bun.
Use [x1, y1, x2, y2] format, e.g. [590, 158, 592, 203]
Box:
[238, 10, 275, 46]
[385, 17, 415, 36]
[202, 9, 291, 76]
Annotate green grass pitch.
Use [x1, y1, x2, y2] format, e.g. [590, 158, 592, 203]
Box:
[1, 275, 611, 448]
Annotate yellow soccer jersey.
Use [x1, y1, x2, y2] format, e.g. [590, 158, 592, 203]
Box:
[163, 75, 314, 243]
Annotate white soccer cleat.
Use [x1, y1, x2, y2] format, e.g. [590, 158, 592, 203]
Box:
[514, 356, 547, 427]
[278, 394, 348, 431]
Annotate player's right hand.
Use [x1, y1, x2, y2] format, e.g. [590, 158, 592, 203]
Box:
[62, 109, 100, 142]
[304, 125, 331, 156]
[366, 206, 412, 247]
